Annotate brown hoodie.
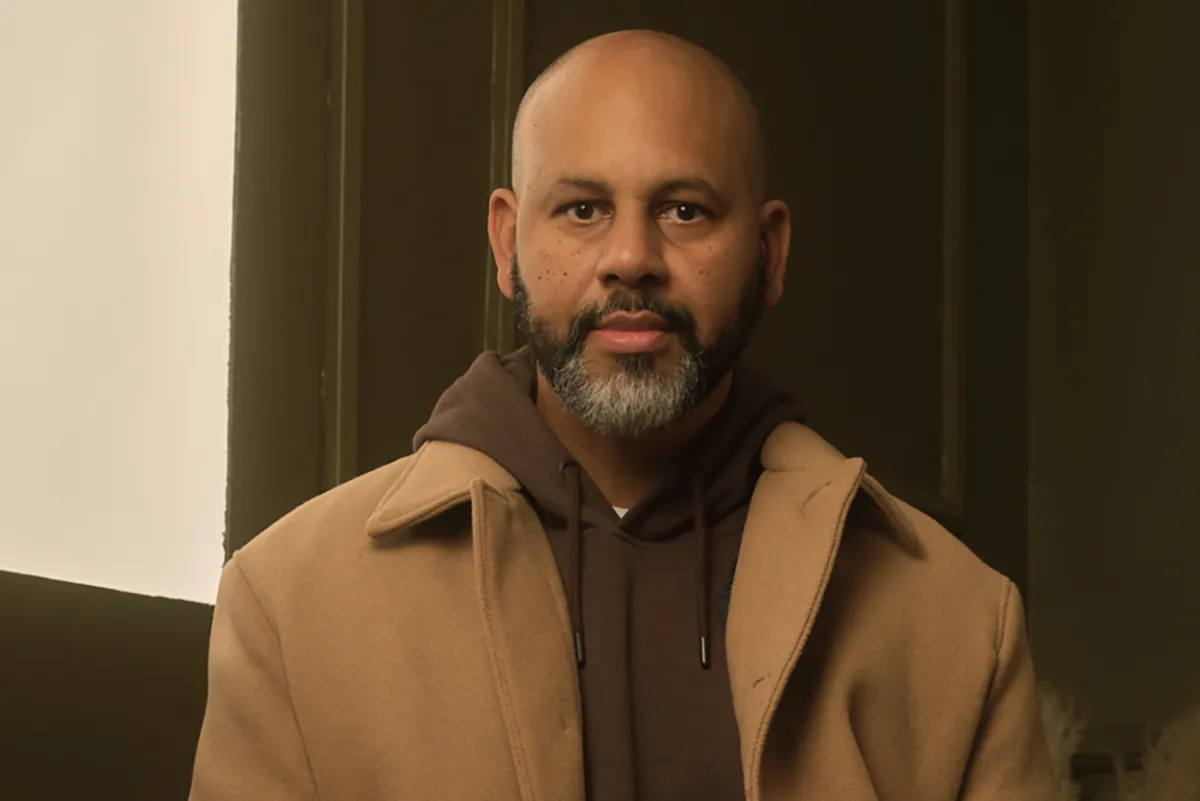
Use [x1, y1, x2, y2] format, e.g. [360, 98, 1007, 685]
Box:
[413, 347, 805, 801]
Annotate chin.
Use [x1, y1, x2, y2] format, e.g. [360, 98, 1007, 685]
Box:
[591, 347, 679, 379]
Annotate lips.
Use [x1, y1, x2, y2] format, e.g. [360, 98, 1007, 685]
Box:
[594, 312, 670, 333]
[590, 313, 672, 354]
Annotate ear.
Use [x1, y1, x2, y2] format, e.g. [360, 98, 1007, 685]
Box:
[488, 188, 519, 300]
[758, 199, 791, 309]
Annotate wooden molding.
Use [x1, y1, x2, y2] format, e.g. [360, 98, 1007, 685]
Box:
[481, 0, 524, 355]
[322, 0, 364, 490]
[938, 0, 968, 520]
[225, 1, 335, 556]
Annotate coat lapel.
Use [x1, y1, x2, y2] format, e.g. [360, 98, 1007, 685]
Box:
[471, 481, 586, 801]
[725, 423, 867, 801]
[366, 442, 584, 801]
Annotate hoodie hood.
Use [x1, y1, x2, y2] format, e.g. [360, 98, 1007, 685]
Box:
[412, 346, 805, 542]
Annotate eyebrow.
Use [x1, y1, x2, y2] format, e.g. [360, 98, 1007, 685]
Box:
[546, 175, 722, 198]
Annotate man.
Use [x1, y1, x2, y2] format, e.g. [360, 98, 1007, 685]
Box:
[190, 29, 1058, 801]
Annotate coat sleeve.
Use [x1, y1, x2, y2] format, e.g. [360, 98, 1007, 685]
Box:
[958, 579, 1061, 801]
[189, 556, 319, 801]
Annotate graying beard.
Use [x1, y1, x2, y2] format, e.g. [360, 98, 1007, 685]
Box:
[551, 350, 703, 438]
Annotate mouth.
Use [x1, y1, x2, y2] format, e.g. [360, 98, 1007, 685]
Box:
[595, 312, 670, 332]
[590, 313, 673, 354]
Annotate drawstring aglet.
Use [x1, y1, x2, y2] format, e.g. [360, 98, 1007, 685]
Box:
[575, 630, 587, 667]
[699, 634, 711, 670]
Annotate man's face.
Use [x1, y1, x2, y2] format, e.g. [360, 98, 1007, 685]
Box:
[513, 251, 765, 438]
[495, 46, 783, 438]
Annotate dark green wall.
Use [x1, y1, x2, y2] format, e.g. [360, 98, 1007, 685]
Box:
[355, 1, 496, 474]
[1029, 0, 1200, 752]
[224, 0, 330, 554]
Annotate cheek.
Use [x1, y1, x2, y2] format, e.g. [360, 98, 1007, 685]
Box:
[517, 266, 578, 332]
[519, 239, 596, 315]
[678, 262, 750, 334]
[519, 233, 591, 290]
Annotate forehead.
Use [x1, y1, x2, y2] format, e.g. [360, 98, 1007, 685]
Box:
[520, 57, 750, 197]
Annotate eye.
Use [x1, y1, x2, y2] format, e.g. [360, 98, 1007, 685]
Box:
[662, 202, 709, 223]
[565, 202, 601, 222]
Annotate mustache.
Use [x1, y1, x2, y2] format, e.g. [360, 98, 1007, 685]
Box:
[566, 289, 696, 343]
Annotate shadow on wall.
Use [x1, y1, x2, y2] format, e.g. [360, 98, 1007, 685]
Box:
[0, 570, 210, 800]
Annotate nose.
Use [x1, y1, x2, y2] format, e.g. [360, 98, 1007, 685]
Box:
[594, 213, 668, 290]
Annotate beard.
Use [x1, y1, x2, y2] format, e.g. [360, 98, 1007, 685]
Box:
[512, 254, 767, 439]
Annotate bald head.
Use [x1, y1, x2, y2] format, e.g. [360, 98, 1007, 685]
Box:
[485, 30, 792, 442]
[510, 30, 766, 203]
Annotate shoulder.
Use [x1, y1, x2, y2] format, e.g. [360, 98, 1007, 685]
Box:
[838, 479, 1015, 647]
[225, 440, 515, 613]
[762, 421, 1014, 625]
[230, 453, 419, 592]
[895, 493, 1005, 584]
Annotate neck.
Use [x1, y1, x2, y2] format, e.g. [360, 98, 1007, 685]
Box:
[535, 373, 733, 509]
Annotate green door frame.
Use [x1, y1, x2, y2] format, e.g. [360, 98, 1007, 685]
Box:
[225, 0, 522, 557]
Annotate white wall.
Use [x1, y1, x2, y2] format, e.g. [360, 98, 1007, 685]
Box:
[0, 3, 237, 603]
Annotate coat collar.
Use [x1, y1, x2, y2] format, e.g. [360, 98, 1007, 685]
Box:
[365, 440, 519, 537]
[364, 423, 921, 554]
[760, 423, 922, 554]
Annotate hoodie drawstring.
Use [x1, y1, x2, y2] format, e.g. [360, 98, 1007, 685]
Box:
[559, 460, 713, 671]
[693, 479, 713, 670]
[561, 461, 587, 668]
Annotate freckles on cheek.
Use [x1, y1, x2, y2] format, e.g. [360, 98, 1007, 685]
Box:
[532, 247, 571, 283]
